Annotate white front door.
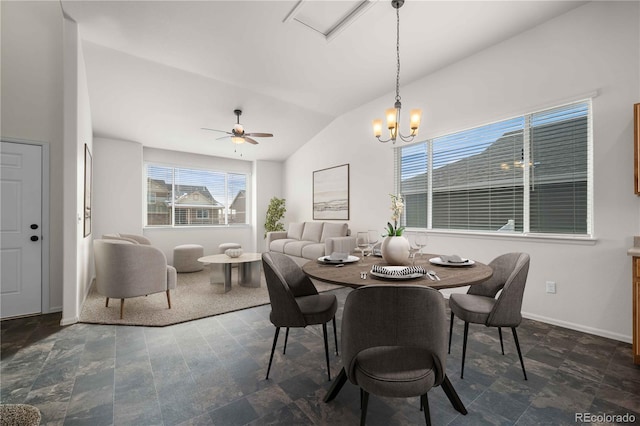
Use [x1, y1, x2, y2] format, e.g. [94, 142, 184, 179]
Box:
[1, 141, 42, 319]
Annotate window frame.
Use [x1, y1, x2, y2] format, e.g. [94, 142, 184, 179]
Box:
[395, 99, 594, 240]
[144, 163, 249, 228]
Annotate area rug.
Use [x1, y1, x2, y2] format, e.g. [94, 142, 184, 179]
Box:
[79, 268, 341, 327]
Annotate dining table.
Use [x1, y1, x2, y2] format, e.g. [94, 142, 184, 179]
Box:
[303, 252, 493, 416]
[302, 252, 493, 290]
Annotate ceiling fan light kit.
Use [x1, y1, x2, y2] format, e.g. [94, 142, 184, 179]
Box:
[373, 0, 422, 144]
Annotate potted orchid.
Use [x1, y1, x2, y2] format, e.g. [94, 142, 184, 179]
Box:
[385, 193, 405, 237]
[381, 194, 411, 265]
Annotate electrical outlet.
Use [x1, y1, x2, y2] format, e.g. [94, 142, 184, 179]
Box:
[545, 281, 556, 294]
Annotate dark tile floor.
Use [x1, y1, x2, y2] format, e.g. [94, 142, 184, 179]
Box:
[2, 287, 639, 425]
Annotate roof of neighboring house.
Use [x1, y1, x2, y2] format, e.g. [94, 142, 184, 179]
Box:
[230, 190, 246, 210]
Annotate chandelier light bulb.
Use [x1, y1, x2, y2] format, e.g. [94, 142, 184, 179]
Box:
[372, 119, 383, 138]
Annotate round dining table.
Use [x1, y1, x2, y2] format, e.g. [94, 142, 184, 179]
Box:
[302, 252, 492, 290]
[307, 252, 492, 415]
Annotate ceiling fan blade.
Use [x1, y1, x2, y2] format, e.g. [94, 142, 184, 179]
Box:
[216, 135, 231, 140]
[244, 137, 259, 145]
[201, 127, 229, 134]
[244, 132, 273, 137]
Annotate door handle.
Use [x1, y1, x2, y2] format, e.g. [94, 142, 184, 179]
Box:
[30, 236, 39, 242]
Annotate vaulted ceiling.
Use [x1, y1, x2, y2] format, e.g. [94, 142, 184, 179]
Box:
[61, 0, 586, 161]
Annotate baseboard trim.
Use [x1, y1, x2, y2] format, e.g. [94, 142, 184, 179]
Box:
[441, 293, 631, 344]
[60, 316, 78, 326]
[521, 311, 631, 344]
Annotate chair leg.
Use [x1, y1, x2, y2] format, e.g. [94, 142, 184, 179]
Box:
[333, 316, 339, 356]
[283, 327, 290, 354]
[441, 374, 467, 415]
[166, 290, 171, 309]
[360, 389, 369, 426]
[498, 327, 504, 355]
[461, 322, 469, 379]
[120, 299, 125, 319]
[512, 327, 527, 380]
[105, 297, 109, 308]
[448, 312, 454, 354]
[322, 322, 331, 381]
[420, 393, 431, 426]
[266, 327, 280, 380]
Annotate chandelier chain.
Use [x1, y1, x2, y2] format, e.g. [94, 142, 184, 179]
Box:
[395, 6, 401, 103]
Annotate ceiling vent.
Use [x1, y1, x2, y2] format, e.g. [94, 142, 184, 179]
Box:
[283, 0, 375, 42]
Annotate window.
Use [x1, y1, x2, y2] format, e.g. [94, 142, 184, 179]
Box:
[145, 164, 248, 227]
[395, 100, 592, 236]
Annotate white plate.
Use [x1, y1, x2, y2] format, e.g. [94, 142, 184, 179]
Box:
[370, 266, 426, 280]
[429, 257, 475, 267]
[318, 255, 360, 264]
[370, 271, 425, 280]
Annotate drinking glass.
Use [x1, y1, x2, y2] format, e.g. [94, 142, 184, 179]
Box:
[407, 233, 420, 265]
[415, 232, 428, 260]
[367, 230, 379, 256]
[356, 232, 369, 259]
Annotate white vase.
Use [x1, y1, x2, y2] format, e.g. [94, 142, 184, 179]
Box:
[381, 236, 411, 266]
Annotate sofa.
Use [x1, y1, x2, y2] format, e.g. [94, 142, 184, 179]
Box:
[266, 221, 356, 265]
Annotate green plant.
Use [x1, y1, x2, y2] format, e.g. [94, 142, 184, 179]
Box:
[264, 197, 286, 238]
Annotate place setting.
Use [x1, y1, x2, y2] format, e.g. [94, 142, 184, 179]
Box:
[429, 254, 475, 267]
[317, 252, 359, 266]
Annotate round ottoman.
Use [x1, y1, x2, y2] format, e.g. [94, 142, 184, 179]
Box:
[218, 242, 242, 254]
[173, 244, 204, 273]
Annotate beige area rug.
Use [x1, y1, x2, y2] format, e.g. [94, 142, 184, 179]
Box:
[79, 267, 341, 327]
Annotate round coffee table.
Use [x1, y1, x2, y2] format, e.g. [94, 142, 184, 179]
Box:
[198, 253, 262, 293]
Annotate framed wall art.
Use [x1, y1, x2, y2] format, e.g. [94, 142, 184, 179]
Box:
[313, 163, 349, 220]
[635, 103, 640, 195]
[84, 144, 92, 237]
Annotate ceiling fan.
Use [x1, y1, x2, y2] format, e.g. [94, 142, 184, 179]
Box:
[201, 109, 273, 145]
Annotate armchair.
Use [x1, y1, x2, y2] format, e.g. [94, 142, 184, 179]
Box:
[93, 239, 177, 319]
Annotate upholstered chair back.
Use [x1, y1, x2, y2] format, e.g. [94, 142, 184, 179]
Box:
[262, 252, 319, 327]
[341, 285, 447, 389]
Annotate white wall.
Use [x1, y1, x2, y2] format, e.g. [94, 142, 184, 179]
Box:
[253, 160, 284, 252]
[285, 1, 640, 342]
[1, 1, 64, 313]
[93, 137, 144, 239]
[61, 15, 93, 325]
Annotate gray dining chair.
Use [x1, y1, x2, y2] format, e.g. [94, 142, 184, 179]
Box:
[261, 252, 339, 381]
[342, 285, 450, 426]
[448, 252, 530, 380]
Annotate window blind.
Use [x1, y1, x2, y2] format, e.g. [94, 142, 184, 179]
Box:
[529, 102, 590, 234]
[145, 164, 247, 227]
[395, 100, 592, 236]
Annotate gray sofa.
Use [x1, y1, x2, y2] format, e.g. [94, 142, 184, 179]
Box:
[266, 221, 356, 265]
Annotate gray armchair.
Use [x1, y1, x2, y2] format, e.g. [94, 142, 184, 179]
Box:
[261, 252, 338, 381]
[93, 239, 177, 319]
[341, 285, 451, 426]
[448, 252, 530, 380]
[102, 233, 151, 245]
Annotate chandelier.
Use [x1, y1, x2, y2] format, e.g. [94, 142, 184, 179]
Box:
[373, 0, 421, 144]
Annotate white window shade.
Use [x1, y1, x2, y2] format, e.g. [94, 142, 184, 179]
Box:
[395, 100, 592, 237]
[145, 164, 247, 227]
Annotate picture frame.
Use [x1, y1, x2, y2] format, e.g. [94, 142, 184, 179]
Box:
[635, 103, 640, 195]
[313, 164, 349, 220]
[84, 144, 92, 237]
